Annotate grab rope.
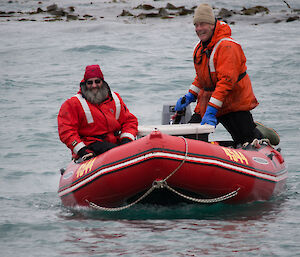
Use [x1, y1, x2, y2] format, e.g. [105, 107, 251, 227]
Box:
[161, 136, 189, 182]
[88, 137, 239, 211]
[164, 182, 240, 204]
[86, 186, 157, 211]
[243, 138, 271, 148]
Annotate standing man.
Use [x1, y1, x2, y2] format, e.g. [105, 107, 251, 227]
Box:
[58, 64, 138, 161]
[175, 3, 263, 147]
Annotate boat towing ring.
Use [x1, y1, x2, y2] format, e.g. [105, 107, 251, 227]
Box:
[152, 180, 167, 189]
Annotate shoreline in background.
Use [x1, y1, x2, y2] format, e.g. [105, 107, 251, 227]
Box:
[0, 1, 299, 25]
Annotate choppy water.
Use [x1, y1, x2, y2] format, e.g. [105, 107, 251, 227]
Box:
[1, 0, 300, 256]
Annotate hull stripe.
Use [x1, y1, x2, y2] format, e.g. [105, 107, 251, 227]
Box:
[58, 152, 287, 197]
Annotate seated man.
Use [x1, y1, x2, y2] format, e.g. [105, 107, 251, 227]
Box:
[58, 64, 138, 161]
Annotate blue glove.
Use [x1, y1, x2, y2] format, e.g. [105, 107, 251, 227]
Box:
[175, 92, 196, 111]
[201, 105, 218, 127]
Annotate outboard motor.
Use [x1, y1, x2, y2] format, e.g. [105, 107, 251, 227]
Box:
[161, 104, 192, 125]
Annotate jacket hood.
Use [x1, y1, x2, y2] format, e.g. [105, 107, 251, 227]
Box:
[208, 20, 232, 48]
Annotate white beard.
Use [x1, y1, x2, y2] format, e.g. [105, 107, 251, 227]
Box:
[82, 82, 109, 105]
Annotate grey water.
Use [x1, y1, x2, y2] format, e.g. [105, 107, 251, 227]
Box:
[1, 0, 300, 256]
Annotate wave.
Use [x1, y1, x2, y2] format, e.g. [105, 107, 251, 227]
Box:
[65, 44, 132, 54]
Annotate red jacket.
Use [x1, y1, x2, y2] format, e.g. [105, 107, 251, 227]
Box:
[190, 20, 259, 117]
[57, 89, 138, 156]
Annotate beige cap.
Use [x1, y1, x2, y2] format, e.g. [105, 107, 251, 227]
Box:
[193, 3, 215, 24]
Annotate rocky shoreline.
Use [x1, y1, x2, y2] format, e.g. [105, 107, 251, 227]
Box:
[0, 1, 299, 24]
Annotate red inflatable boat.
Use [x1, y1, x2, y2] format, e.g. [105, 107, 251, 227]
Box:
[58, 124, 287, 209]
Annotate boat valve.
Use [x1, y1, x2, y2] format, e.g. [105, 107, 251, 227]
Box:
[149, 129, 163, 139]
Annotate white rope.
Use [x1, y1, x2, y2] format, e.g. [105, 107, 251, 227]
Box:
[87, 186, 156, 211]
[243, 138, 271, 148]
[165, 183, 240, 204]
[162, 136, 188, 182]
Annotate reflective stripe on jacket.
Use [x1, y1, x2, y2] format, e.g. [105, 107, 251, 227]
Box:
[189, 20, 259, 117]
[57, 90, 138, 155]
[75, 91, 121, 123]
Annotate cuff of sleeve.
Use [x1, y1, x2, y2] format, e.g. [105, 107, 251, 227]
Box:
[120, 132, 135, 141]
[73, 142, 86, 155]
[209, 97, 223, 108]
[189, 84, 200, 95]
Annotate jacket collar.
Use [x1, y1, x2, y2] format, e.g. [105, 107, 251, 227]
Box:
[205, 20, 232, 49]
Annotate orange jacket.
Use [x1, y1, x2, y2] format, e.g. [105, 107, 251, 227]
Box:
[189, 20, 259, 117]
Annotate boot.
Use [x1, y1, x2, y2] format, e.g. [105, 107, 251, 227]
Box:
[255, 121, 280, 145]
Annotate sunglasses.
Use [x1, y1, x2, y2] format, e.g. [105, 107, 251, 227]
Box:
[86, 79, 102, 85]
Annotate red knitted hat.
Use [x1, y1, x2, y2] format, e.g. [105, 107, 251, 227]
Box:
[83, 65, 104, 81]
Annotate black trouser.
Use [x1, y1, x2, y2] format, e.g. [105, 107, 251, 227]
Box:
[189, 111, 263, 146]
[88, 141, 118, 156]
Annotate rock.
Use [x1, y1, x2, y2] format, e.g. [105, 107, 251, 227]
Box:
[286, 16, 299, 22]
[0, 11, 13, 17]
[218, 8, 233, 18]
[136, 13, 146, 19]
[68, 6, 75, 12]
[166, 3, 183, 10]
[18, 18, 31, 21]
[36, 7, 44, 13]
[66, 14, 78, 20]
[134, 4, 155, 10]
[241, 6, 269, 16]
[118, 10, 133, 17]
[158, 8, 169, 17]
[83, 14, 93, 18]
[44, 17, 63, 22]
[144, 12, 159, 18]
[137, 12, 159, 18]
[46, 4, 58, 12]
[178, 8, 193, 16]
[49, 8, 66, 17]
